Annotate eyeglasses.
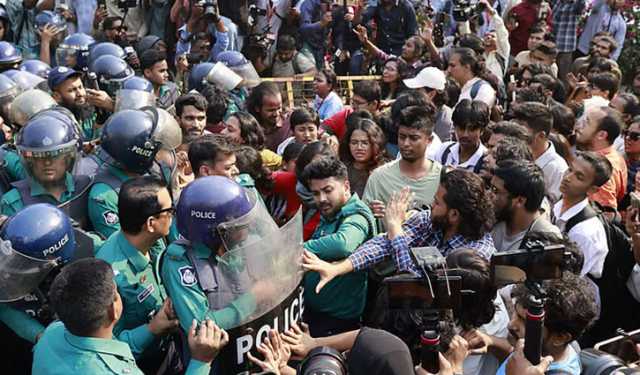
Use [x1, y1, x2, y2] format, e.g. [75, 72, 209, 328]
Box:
[624, 130, 640, 142]
[151, 205, 176, 218]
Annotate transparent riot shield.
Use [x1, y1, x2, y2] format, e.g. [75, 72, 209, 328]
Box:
[215, 206, 304, 329]
[115, 89, 157, 112]
[0, 240, 59, 302]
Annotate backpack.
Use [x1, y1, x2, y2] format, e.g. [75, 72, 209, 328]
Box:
[440, 143, 485, 174]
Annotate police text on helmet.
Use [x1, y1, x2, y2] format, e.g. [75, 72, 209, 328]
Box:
[41, 233, 69, 257]
[191, 210, 216, 219]
[130, 145, 154, 157]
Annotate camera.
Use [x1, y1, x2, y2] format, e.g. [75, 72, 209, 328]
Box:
[199, 0, 219, 21]
[452, 0, 474, 22]
[242, 33, 275, 62]
[248, 4, 267, 27]
[117, 0, 137, 10]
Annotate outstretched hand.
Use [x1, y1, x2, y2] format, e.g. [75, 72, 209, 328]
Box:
[302, 250, 340, 293]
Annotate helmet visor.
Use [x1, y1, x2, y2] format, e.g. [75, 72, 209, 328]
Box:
[9, 89, 57, 127]
[217, 189, 279, 253]
[151, 108, 182, 151]
[55, 46, 77, 69]
[206, 62, 242, 91]
[115, 89, 156, 112]
[229, 63, 261, 88]
[0, 240, 59, 302]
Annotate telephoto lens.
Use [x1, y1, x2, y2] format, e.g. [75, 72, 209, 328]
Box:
[420, 330, 440, 374]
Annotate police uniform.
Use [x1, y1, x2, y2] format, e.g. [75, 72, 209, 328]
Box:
[32, 321, 212, 375]
[88, 165, 166, 255]
[161, 241, 257, 332]
[0, 144, 27, 182]
[0, 173, 81, 216]
[96, 231, 167, 356]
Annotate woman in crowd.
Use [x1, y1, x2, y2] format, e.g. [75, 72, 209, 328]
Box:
[277, 107, 319, 154]
[338, 118, 387, 198]
[313, 68, 343, 121]
[235, 145, 274, 200]
[221, 111, 282, 170]
[380, 57, 409, 101]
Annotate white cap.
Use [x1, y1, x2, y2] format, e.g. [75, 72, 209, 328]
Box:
[403, 67, 446, 90]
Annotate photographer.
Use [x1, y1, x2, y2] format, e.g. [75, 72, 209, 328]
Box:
[479, 0, 511, 79]
[299, 0, 334, 69]
[175, 0, 230, 62]
[303, 169, 495, 290]
[104, 0, 148, 40]
[272, 34, 317, 78]
[360, 0, 417, 57]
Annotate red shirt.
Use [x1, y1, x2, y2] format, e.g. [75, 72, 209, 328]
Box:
[321, 107, 354, 141]
[507, 1, 553, 56]
[270, 170, 320, 240]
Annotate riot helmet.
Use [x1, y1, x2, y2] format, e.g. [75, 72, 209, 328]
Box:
[56, 33, 95, 71]
[2, 69, 48, 91]
[205, 62, 243, 91]
[10, 89, 58, 127]
[0, 41, 22, 71]
[188, 62, 215, 92]
[114, 76, 156, 111]
[100, 107, 181, 174]
[35, 10, 67, 35]
[176, 176, 277, 251]
[19, 59, 52, 79]
[90, 55, 134, 96]
[0, 73, 21, 123]
[0, 203, 76, 302]
[215, 51, 261, 88]
[88, 42, 126, 67]
[16, 110, 80, 182]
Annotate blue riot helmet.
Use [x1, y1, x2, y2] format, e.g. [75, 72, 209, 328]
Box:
[88, 42, 126, 68]
[100, 107, 182, 174]
[56, 33, 95, 71]
[176, 176, 278, 251]
[215, 51, 261, 88]
[34, 11, 67, 46]
[114, 76, 156, 111]
[0, 203, 76, 302]
[19, 59, 52, 79]
[188, 62, 215, 92]
[0, 41, 22, 71]
[9, 89, 58, 127]
[16, 110, 80, 180]
[90, 55, 134, 97]
[2, 69, 47, 91]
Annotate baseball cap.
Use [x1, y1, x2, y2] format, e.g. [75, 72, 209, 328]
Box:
[403, 66, 446, 90]
[47, 66, 81, 90]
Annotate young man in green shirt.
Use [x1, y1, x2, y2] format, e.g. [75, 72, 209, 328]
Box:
[302, 157, 376, 337]
[33, 258, 228, 375]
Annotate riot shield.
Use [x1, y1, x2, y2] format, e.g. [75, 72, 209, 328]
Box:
[217, 209, 305, 373]
[0, 240, 59, 302]
[114, 89, 156, 112]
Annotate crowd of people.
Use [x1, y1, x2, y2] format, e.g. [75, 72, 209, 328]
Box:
[0, 0, 638, 373]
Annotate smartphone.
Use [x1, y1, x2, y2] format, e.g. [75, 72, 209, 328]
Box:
[594, 328, 640, 364]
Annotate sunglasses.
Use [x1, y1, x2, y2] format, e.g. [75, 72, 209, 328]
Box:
[151, 205, 176, 218]
[624, 130, 640, 142]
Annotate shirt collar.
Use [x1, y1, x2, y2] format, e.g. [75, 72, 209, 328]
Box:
[116, 232, 150, 273]
[29, 172, 75, 199]
[451, 142, 487, 168]
[535, 141, 559, 169]
[64, 329, 135, 360]
[553, 198, 589, 222]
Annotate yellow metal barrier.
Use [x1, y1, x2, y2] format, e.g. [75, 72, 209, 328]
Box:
[262, 76, 381, 108]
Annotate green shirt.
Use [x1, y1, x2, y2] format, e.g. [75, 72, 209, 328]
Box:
[32, 321, 211, 375]
[2, 147, 26, 181]
[81, 111, 99, 142]
[161, 242, 257, 333]
[88, 166, 130, 239]
[303, 194, 375, 320]
[0, 173, 76, 216]
[96, 231, 167, 356]
[0, 304, 44, 343]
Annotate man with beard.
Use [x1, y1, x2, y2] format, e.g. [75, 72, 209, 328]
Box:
[362, 105, 442, 219]
[436, 99, 489, 173]
[490, 160, 560, 252]
[301, 157, 376, 337]
[246, 82, 291, 152]
[577, 0, 627, 61]
[175, 93, 208, 139]
[303, 169, 496, 290]
[574, 106, 626, 211]
[571, 34, 618, 77]
[48, 66, 99, 143]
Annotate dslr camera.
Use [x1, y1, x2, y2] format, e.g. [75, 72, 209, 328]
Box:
[195, 0, 219, 21]
[117, 0, 137, 10]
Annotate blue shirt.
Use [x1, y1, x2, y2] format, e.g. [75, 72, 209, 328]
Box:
[348, 209, 495, 275]
[577, 0, 626, 59]
[313, 92, 344, 121]
[176, 17, 232, 59]
[299, 0, 330, 51]
[495, 346, 581, 375]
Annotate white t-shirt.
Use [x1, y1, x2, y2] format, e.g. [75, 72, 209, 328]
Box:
[458, 77, 496, 108]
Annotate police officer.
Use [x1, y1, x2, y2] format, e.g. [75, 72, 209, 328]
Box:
[161, 176, 277, 336]
[9, 88, 57, 128]
[33, 258, 229, 375]
[96, 176, 177, 371]
[88, 107, 181, 240]
[55, 33, 95, 72]
[114, 76, 156, 111]
[0, 73, 26, 189]
[0, 204, 77, 372]
[0, 41, 22, 72]
[19, 59, 51, 79]
[0, 110, 89, 218]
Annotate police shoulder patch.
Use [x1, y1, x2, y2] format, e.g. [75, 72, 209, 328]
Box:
[178, 266, 197, 287]
[103, 211, 119, 225]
